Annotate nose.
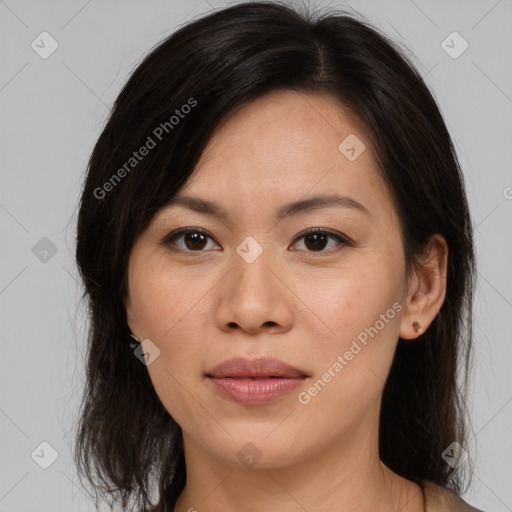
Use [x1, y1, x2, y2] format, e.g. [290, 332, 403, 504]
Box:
[214, 245, 294, 335]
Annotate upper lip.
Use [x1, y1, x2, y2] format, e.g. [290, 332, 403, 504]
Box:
[206, 357, 309, 378]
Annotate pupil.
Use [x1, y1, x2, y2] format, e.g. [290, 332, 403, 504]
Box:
[185, 233, 207, 250]
[306, 233, 327, 251]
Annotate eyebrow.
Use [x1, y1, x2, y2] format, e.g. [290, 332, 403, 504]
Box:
[163, 193, 371, 220]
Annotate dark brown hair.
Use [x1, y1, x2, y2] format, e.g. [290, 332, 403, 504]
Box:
[74, 1, 476, 510]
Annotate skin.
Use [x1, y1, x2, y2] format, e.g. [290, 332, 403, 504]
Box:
[125, 90, 448, 512]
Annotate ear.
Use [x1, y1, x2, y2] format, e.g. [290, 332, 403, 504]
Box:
[399, 234, 448, 340]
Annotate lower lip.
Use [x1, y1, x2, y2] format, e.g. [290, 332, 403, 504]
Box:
[207, 377, 306, 406]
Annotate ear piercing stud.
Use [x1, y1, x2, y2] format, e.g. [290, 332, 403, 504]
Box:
[412, 321, 422, 333]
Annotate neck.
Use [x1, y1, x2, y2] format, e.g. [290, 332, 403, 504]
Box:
[172, 413, 424, 512]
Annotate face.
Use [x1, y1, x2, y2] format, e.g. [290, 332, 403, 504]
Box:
[125, 90, 413, 468]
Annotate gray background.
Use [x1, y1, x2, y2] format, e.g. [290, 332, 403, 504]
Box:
[1, 0, 511, 510]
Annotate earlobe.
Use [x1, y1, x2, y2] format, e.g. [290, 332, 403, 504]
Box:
[412, 320, 422, 334]
[399, 234, 448, 340]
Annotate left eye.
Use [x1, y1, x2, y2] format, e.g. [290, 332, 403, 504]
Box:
[292, 228, 351, 252]
[162, 227, 352, 253]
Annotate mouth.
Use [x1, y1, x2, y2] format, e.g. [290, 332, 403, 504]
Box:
[205, 356, 309, 406]
[220, 376, 295, 379]
[206, 375, 307, 406]
[206, 356, 309, 379]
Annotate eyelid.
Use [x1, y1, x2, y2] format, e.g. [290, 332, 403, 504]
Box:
[293, 227, 353, 250]
[160, 227, 215, 247]
[161, 226, 354, 253]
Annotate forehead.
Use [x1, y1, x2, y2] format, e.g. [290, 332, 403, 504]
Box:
[200, 89, 370, 161]
[154, 90, 398, 231]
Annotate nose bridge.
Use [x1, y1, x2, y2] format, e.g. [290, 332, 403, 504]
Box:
[216, 232, 292, 332]
[232, 233, 276, 292]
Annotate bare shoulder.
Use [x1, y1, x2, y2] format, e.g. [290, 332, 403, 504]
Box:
[423, 480, 485, 512]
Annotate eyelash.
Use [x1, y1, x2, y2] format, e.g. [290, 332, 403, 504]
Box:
[161, 227, 353, 254]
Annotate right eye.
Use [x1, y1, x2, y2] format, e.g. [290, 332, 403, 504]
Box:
[161, 228, 220, 253]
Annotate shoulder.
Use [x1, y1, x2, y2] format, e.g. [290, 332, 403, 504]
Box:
[422, 480, 485, 512]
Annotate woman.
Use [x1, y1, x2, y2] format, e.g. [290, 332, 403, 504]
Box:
[74, 2, 484, 511]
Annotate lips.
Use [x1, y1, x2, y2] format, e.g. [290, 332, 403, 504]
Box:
[206, 356, 309, 379]
[205, 357, 309, 406]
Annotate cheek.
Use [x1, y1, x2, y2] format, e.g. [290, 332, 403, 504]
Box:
[295, 285, 401, 428]
[128, 257, 218, 409]
[297, 261, 402, 381]
[299, 263, 394, 334]
[129, 264, 211, 425]
[129, 254, 212, 342]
